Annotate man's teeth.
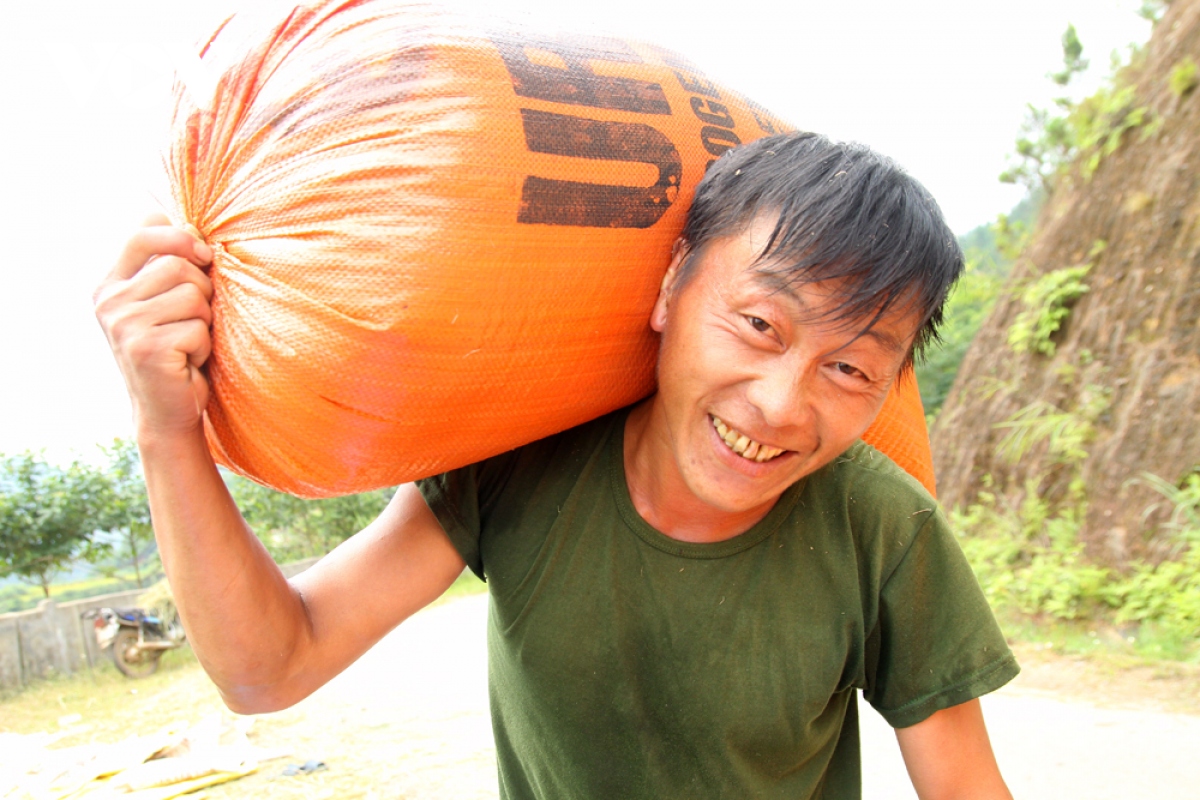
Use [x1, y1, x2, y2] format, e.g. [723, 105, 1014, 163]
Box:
[711, 417, 785, 462]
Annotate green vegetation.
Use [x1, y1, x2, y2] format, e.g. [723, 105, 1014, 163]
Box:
[224, 472, 393, 563]
[957, 193, 1041, 270]
[1001, 25, 1156, 192]
[957, 470, 1200, 661]
[957, 387, 1200, 662]
[1048, 23, 1088, 87]
[993, 389, 1109, 467]
[0, 644, 200, 734]
[0, 567, 163, 613]
[916, 196, 1039, 417]
[1138, 0, 1170, 25]
[1169, 56, 1198, 97]
[0, 454, 111, 598]
[94, 439, 156, 589]
[916, 261, 1004, 415]
[950, 15, 1200, 665]
[1072, 85, 1157, 181]
[1006, 263, 1092, 356]
[436, 568, 488, 604]
[0, 443, 391, 613]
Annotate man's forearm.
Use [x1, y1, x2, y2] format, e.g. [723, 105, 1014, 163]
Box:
[138, 425, 313, 710]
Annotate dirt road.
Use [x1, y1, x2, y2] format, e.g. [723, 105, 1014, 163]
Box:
[10, 591, 1198, 798]
[241, 593, 1199, 799]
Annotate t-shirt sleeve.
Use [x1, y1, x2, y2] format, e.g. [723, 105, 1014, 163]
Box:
[862, 509, 1020, 729]
[416, 450, 519, 581]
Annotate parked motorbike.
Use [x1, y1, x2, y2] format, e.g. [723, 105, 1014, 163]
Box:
[81, 607, 186, 678]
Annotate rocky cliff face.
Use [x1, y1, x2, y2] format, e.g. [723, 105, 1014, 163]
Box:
[931, 0, 1200, 565]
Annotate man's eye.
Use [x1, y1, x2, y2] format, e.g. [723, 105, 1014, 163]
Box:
[835, 362, 864, 377]
[747, 316, 772, 333]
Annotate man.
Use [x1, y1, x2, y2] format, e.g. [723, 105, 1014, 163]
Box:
[95, 132, 1017, 798]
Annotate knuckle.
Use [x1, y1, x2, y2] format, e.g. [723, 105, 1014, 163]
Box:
[91, 281, 109, 307]
[106, 311, 137, 342]
[182, 281, 206, 303]
[125, 336, 158, 364]
[92, 280, 122, 313]
[182, 315, 207, 335]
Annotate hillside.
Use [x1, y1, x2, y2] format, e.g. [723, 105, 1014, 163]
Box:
[931, 0, 1200, 565]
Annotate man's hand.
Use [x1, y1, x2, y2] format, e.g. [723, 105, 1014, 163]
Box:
[92, 217, 466, 715]
[895, 698, 1013, 800]
[94, 214, 215, 438]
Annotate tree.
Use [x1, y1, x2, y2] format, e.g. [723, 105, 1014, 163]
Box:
[225, 472, 391, 562]
[999, 25, 1090, 194]
[915, 259, 1004, 418]
[1049, 24, 1088, 86]
[96, 439, 156, 588]
[0, 453, 108, 597]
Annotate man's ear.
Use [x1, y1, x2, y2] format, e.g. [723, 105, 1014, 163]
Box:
[650, 238, 689, 333]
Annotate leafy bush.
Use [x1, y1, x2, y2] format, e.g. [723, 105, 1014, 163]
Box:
[994, 389, 1109, 466]
[1108, 474, 1200, 641]
[1169, 57, 1198, 98]
[1070, 85, 1158, 180]
[956, 472, 1200, 655]
[1007, 264, 1091, 355]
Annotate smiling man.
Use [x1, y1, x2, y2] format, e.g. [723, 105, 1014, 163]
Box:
[96, 132, 1017, 799]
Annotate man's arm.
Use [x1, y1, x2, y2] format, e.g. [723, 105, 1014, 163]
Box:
[95, 218, 465, 714]
[894, 698, 1013, 800]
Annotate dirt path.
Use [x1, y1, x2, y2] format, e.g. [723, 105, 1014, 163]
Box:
[12, 594, 1199, 798]
[216, 593, 1200, 799]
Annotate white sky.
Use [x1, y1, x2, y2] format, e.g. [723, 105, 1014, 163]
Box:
[0, 0, 1151, 462]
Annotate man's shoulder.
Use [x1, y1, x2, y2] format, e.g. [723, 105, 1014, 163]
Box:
[797, 440, 944, 559]
[810, 439, 937, 508]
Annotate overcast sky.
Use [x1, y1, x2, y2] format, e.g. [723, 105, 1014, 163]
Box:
[0, 0, 1151, 462]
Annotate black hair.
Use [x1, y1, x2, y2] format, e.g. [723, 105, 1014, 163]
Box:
[679, 132, 963, 366]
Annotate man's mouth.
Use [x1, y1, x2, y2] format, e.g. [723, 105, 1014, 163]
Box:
[710, 415, 786, 463]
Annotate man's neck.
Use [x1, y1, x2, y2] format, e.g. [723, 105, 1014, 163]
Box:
[622, 399, 779, 543]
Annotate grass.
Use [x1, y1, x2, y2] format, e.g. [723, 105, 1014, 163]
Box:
[3, 572, 494, 800]
[1, 570, 488, 734]
[995, 607, 1200, 665]
[0, 646, 201, 738]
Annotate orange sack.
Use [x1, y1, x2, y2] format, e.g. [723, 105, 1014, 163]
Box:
[166, 0, 937, 498]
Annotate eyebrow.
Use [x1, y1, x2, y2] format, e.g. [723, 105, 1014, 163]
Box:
[750, 271, 908, 356]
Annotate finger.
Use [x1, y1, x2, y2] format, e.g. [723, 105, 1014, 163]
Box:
[188, 329, 214, 369]
[123, 318, 212, 382]
[95, 261, 214, 334]
[138, 281, 215, 329]
[126, 255, 214, 304]
[110, 226, 213, 282]
[141, 212, 171, 227]
[189, 363, 210, 419]
[169, 317, 214, 369]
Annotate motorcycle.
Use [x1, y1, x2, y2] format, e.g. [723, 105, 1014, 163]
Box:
[81, 607, 186, 678]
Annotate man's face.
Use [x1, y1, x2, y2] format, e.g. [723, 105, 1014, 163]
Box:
[647, 217, 919, 518]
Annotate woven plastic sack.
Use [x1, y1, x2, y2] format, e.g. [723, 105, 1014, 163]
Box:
[166, 0, 937, 498]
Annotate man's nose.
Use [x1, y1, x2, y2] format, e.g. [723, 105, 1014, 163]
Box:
[746, 365, 815, 432]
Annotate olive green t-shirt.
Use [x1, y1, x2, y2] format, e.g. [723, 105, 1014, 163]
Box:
[417, 408, 1017, 799]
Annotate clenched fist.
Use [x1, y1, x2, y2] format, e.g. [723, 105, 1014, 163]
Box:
[95, 214, 215, 439]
